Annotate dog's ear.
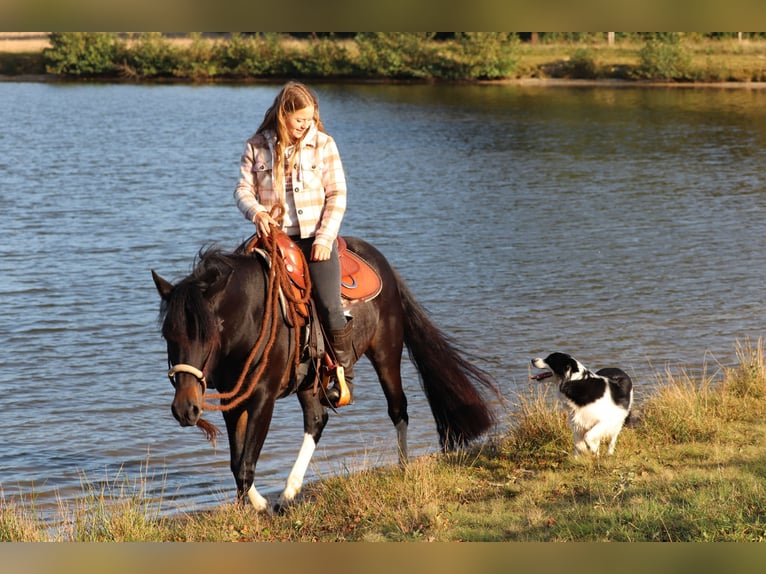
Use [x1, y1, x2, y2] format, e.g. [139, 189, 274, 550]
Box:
[563, 355, 580, 380]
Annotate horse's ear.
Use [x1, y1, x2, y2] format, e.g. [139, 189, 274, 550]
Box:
[151, 269, 174, 301]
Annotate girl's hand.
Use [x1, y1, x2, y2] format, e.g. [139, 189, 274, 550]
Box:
[311, 244, 331, 261]
[254, 211, 277, 237]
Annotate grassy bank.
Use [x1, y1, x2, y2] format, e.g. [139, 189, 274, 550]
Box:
[1, 33, 766, 83]
[3, 338, 765, 542]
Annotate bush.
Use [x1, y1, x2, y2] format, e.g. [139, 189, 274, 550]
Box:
[289, 34, 355, 77]
[354, 33, 438, 78]
[118, 33, 180, 78]
[44, 32, 120, 76]
[172, 33, 220, 80]
[437, 33, 519, 80]
[637, 33, 694, 81]
[564, 47, 599, 79]
[215, 33, 287, 78]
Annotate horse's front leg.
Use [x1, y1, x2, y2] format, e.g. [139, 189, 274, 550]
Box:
[275, 387, 329, 512]
[223, 390, 276, 512]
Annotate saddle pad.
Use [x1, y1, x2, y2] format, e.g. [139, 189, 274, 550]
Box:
[340, 248, 382, 302]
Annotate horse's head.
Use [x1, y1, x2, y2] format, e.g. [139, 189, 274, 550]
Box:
[152, 253, 233, 428]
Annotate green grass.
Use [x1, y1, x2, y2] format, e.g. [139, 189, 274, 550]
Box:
[515, 38, 766, 82]
[3, 338, 766, 541]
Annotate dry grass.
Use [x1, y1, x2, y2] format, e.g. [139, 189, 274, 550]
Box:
[0, 33, 51, 53]
[3, 338, 766, 541]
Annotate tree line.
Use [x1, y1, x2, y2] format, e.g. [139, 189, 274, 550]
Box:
[38, 32, 766, 82]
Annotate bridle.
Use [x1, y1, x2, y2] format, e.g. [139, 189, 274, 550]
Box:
[167, 363, 207, 394]
[167, 343, 214, 394]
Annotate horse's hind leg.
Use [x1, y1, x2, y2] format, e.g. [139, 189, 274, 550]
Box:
[275, 388, 329, 511]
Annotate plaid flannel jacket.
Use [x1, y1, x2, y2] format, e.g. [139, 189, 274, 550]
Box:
[234, 125, 347, 250]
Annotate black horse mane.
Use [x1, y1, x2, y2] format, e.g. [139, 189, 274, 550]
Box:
[159, 247, 238, 349]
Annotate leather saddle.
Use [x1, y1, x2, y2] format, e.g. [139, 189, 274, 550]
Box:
[241, 233, 382, 323]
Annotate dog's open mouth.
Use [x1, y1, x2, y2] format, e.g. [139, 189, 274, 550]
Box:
[530, 371, 553, 381]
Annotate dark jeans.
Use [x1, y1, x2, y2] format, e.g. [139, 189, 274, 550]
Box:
[291, 237, 346, 332]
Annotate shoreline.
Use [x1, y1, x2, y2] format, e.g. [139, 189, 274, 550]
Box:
[3, 73, 766, 89]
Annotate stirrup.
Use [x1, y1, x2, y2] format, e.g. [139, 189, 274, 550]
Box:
[328, 365, 352, 407]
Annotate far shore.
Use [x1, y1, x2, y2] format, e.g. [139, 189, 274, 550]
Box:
[2, 33, 765, 88]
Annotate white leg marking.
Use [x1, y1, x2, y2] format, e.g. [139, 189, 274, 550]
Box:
[247, 483, 270, 513]
[396, 419, 408, 465]
[278, 433, 317, 507]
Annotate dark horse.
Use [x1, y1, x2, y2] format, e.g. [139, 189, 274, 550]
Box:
[152, 236, 498, 512]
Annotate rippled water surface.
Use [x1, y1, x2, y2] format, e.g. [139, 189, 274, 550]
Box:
[1, 82, 765, 517]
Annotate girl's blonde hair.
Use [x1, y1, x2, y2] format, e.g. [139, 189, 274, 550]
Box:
[256, 82, 325, 195]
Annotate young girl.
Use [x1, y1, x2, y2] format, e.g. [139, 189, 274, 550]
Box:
[234, 81, 354, 406]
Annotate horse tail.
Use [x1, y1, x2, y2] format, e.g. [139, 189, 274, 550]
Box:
[392, 268, 499, 451]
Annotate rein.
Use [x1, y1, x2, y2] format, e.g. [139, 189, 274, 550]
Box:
[199, 219, 312, 413]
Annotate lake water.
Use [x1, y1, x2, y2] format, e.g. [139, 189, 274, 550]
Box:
[1, 81, 765, 519]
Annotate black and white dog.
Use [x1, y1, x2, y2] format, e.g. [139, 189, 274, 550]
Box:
[530, 352, 633, 457]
